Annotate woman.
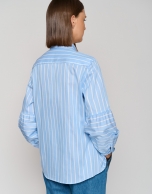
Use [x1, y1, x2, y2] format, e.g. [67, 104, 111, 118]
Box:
[18, 0, 119, 193]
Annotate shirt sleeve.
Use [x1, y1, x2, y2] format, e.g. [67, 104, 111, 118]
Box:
[18, 70, 39, 148]
[82, 59, 119, 156]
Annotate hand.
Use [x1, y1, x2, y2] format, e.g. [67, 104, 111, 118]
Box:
[105, 153, 112, 159]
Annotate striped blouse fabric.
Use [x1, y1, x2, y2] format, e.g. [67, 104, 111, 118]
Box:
[18, 43, 119, 184]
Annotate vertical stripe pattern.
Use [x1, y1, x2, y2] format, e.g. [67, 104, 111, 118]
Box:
[18, 44, 119, 184]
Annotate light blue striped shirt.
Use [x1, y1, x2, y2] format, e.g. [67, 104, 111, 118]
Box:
[18, 43, 119, 184]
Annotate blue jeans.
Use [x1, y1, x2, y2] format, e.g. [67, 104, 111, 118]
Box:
[43, 155, 112, 194]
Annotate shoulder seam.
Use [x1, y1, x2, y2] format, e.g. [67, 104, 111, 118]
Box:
[81, 60, 96, 93]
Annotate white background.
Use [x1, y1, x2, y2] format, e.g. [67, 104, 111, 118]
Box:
[0, 0, 152, 193]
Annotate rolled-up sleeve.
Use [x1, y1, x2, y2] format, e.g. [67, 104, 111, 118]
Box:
[18, 71, 39, 148]
[82, 59, 119, 156]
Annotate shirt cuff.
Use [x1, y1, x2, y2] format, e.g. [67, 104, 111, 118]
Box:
[104, 147, 115, 156]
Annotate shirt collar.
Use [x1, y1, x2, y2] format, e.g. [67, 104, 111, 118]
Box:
[50, 43, 77, 52]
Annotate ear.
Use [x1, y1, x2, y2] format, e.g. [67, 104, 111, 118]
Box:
[71, 15, 77, 28]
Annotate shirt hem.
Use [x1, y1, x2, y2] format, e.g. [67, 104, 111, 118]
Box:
[42, 161, 107, 184]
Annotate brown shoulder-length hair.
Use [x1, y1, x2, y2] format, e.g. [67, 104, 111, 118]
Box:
[46, 0, 84, 50]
